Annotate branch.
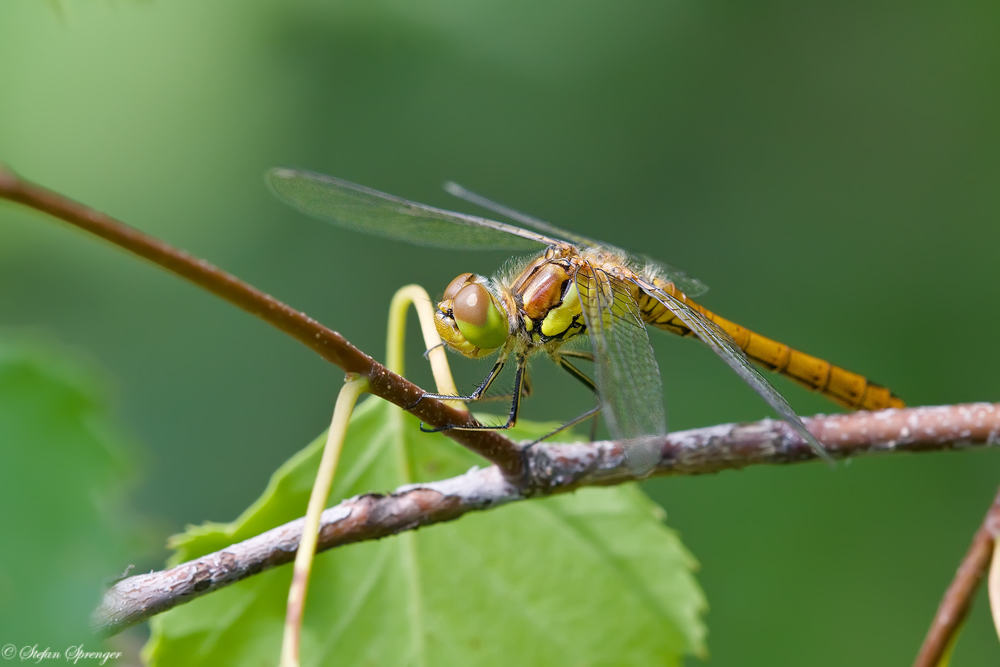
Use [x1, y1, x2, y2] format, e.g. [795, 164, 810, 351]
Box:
[0, 164, 525, 480]
[913, 483, 1000, 667]
[93, 403, 1000, 636]
[8, 165, 998, 647]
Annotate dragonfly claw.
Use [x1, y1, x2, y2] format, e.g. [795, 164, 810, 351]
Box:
[419, 422, 453, 434]
[403, 393, 426, 411]
[422, 343, 445, 359]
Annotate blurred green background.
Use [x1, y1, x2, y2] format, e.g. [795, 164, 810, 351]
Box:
[1, 0, 999, 664]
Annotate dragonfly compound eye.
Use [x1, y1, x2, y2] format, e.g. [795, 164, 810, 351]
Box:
[443, 272, 476, 302]
[453, 283, 509, 350]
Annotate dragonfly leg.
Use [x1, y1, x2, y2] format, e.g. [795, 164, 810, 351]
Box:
[549, 354, 602, 441]
[460, 368, 532, 410]
[552, 354, 596, 394]
[422, 341, 446, 359]
[557, 350, 595, 363]
[555, 351, 598, 437]
[420, 355, 526, 432]
[476, 366, 533, 404]
[521, 370, 533, 398]
[526, 404, 602, 447]
[406, 356, 507, 409]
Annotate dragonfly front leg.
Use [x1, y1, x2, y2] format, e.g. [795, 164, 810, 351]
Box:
[420, 355, 527, 433]
[474, 369, 532, 404]
[407, 356, 507, 410]
[422, 341, 446, 359]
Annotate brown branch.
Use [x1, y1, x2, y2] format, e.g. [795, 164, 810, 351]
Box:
[913, 483, 1000, 667]
[0, 164, 525, 481]
[7, 165, 999, 649]
[92, 403, 1000, 636]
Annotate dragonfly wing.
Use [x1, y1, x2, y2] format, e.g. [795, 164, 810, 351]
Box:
[445, 181, 710, 296]
[636, 255, 710, 298]
[268, 169, 555, 251]
[576, 266, 665, 476]
[635, 278, 831, 463]
[444, 181, 599, 249]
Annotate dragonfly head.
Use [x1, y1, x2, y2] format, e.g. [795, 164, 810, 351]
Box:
[435, 273, 511, 359]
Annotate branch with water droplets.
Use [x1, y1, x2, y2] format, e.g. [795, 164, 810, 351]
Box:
[0, 163, 526, 481]
[91, 402, 1000, 636]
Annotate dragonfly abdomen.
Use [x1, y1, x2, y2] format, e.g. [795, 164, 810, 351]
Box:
[637, 285, 904, 412]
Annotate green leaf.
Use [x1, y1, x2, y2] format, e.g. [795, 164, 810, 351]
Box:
[0, 334, 140, 645]
[145, 397, 706, 666]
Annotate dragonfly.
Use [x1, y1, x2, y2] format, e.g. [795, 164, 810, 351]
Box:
[267, 168, 903, 475]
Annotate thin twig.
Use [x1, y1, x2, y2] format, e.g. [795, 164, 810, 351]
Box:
[0, 165, 525, 480]
[913, 484, 1000, 667]
[92, 402, 1000, 636]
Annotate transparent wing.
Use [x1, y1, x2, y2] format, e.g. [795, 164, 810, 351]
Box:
[576, 266, 665, 476]
[445, 181, 600, 249]
[635, 277, 832, 463]
[267, 169, 556, 251]
[636, 255, 710, 298]
[445, 181, 709, 296]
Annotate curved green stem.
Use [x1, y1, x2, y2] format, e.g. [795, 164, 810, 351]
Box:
[386, 284, 462, 406]
[280, 373, 369, 667]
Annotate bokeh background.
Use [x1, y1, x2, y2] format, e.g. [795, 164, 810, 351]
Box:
[2, 0, 999, 664]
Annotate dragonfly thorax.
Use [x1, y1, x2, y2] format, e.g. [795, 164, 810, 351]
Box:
[512, 257, 586, 346]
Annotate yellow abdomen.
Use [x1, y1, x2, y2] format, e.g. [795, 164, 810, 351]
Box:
[637, 284, 904, 411]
